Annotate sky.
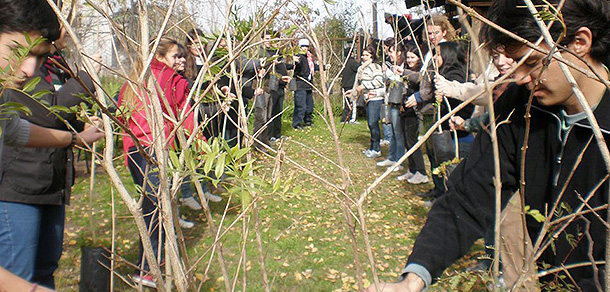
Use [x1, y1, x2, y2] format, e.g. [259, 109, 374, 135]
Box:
[189, 0, 416, 39]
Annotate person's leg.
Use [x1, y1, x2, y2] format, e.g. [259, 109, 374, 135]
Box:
[389, 107, 405, 163]
[127, 149, 162, 273]
[304, 90, 314, 125]
[253, 92, 270, 149]
[0, 201, 40, 282]
[404, 114, 427, 175]
[340, 89, 351, 123]
[366, 100, 382, 152]
[382, 123, 392, 144]
[292, 90, 306, 128]
[32, 204, 65, 289]
[269, 90, 283, 139]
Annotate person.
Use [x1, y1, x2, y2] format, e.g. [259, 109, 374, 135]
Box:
[252, 30, 289, 152]
[172, 43, 200, 228]
[407, 41, 474, 201]
[352, 46, 385, 159]
[379, 38, 394, 147]
[182, 29, 224, 204]
[0, 0, 104, 289]
[118, 37, 194, 288]
[340, 47, 360, 123]
[377, 41, 407, 172]
[366, 0, 610, 291]
[292, 38, 318, 129]
[395, 45, 429, 184]
[260, 30, 293, 143]
[420, 15, 457, 73]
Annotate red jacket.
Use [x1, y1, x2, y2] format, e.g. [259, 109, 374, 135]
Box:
[118, 59, 194, 157]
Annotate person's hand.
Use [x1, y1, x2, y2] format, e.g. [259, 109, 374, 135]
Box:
[393, 65, 404, 75]
[293, 55, 300, 63]
[449, 116, 465, 131]
[344, 89, 353, 98]
[221, 86, 230, 95]
[77, 126, 104, 146]
[365, 274, 425, 292]
[325, 64, 331, 70]
[281, 76, 292, 83]
[366, 91, 376, 101]
[356, 84, 365, 95]
[404, 94, 417, 108]
[257, 68, 266, 78]
[255, 88, 264, 96]
[434, 74, 451, 97]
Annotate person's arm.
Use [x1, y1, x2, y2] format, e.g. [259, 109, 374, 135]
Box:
[26, 123, 104, 148]
[405, 86, 524, 282]
[0, 266, 54, 292]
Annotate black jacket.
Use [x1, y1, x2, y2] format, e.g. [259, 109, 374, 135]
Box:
[294, 53, 319, 90]
[341, 57, 359, 90]
[0, 69, 94, 205]
[407, 84, 610, 290]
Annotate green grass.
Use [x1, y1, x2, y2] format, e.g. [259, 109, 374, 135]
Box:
[56, 106, 485, 291]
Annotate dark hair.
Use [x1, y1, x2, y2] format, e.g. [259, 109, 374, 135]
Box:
[363, 46, 378, 63]
[437, 41, 467, 78]
[387, 39, 406, 66]
[405, 44, 423, 70]
[481, 0, 610, 63]
[0, 0, 61, 41]
[184, 28, 205, 80]
[176, 43, 187, 58]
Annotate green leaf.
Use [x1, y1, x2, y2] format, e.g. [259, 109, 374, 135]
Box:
[169, 151, 180, 170]
[233, 147, 249, 160]
[215, 153, 226, 179]
[204, 153, 214, 174]
[22, 77, 40, 93]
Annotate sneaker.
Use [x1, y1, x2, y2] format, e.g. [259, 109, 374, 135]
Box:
[388, 165, 403, 172]
[348, 120, 360, 124]
[269, 137, 278, 143]
[376, 159, 394, 167]
[416, 189, 438, 199]
[380, 139, 390, 146]
[132, 274, 156, 288]
[205, 192, 222, 203]
[364, 150, 381, 158]
[180, 196, 202, 210]
[423, 198, 436, 208]
[397, 171, 415, 181]
[407, 172, 430, 184]
[179, 218, 195, 229]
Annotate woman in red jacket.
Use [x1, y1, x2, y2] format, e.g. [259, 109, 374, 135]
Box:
[118, 37, 193, 288]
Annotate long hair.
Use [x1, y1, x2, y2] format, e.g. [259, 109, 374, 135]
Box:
[405, 44, 422, 71]
[437, 41, 467, 81]
[184, 28, 205, 80]
[386, 39, 406, 67]
[121, 37, 178, 107]
[363, 45, 379, 63]
[424, 14, 457, 42]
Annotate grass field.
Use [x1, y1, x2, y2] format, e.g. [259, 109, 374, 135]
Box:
[55, 109, 486, 291]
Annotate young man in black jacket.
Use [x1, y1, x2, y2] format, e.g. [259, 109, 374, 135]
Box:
[0, 0, 104, 288]
[292, 39, 319, 129]
[367, 0, 610, 291]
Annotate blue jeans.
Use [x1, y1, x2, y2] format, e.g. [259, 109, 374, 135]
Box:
[382, 123, 392, 142]
[293, 90, 313, 128]
[388, 107, 404, 162]
[366, 100, 383, 152]
[0, 201, 65, 289]
[127, 148, 163, 273]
